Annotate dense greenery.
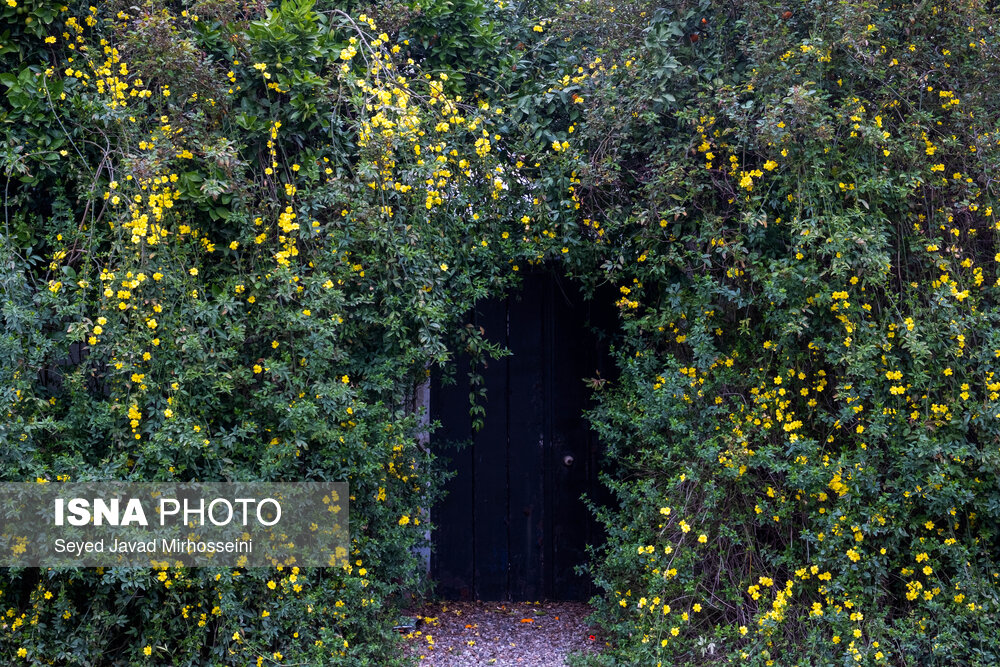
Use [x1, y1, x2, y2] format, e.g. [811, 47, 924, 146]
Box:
[3, 0, 1000, 664]
[567, 1, 1000, 665]
[1, 0, 532, 663]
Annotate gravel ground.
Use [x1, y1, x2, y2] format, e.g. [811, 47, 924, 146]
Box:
[402, 600, 603, 666]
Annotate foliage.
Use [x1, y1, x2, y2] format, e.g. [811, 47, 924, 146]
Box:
[1, 0, 534, 663]
[556, 0, 1000, 665]
[5, 0, 1000, 664]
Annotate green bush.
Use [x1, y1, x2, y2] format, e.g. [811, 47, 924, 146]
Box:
[5, 0, 1000, 664]
[558, 0, 1000, 664]
[1, 1, 533, 663]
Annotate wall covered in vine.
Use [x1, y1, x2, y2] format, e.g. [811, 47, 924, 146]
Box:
[3, 0, 999, 664]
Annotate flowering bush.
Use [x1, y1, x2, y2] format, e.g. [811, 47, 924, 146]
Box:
[555, 0, 1000, 664]
[4, 0, 1000, 664]
[0, 0, 537, 663]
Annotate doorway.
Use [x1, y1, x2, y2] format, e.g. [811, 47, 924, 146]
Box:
[430, 271, 616, 601]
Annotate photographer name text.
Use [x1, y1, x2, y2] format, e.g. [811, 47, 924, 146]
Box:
[53, 538, 252, 555]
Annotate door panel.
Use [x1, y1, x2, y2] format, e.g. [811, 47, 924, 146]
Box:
[507, 281, 546, 601]
[429, 354, 474, 599]
[472, 298, 510, 602]
[431, 272, 615, 600]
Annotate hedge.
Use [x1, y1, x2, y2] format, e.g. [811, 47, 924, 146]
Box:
[3, 0, 1000, 665]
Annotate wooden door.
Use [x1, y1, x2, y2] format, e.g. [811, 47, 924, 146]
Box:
[430, 272, 615, 601]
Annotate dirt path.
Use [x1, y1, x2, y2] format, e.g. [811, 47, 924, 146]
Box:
[402, 600, 603, 666]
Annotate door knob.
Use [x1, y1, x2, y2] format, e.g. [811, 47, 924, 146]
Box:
[563, 455, 575, 467]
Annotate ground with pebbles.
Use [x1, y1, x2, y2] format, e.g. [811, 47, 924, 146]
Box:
[402, 600, 604, 666]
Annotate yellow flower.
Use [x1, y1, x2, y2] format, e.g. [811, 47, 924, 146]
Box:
[698, 534, 708, 543]
[143, 646, 152, 656]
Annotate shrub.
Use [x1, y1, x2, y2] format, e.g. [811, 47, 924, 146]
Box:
[559, 0, 1000, 664]
[1, 1, 533, 663]
[5, 0, 1000, 664]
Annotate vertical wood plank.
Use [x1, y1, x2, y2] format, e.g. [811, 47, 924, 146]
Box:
[472, 298, 510, 600]
[507, 274, 546, 600]
[542, 275, 556, 599]
[430, 353, 475, 599]
[581, 281, 620, 600]
[550, 275, 605, 600]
